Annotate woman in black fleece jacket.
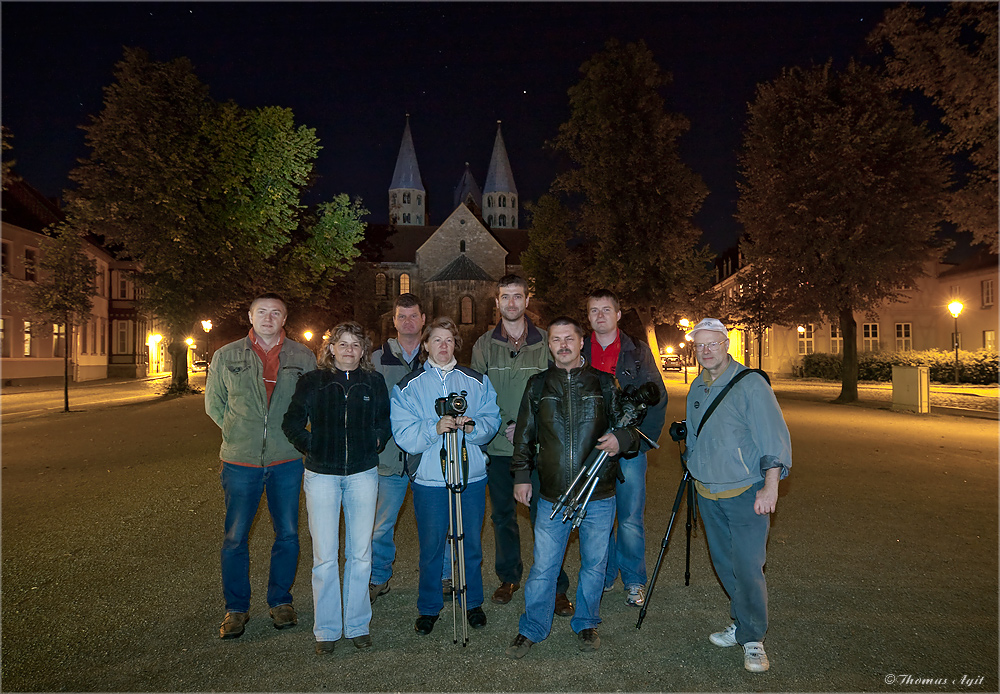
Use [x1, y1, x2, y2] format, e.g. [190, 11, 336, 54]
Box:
[282, 322, 390, 654]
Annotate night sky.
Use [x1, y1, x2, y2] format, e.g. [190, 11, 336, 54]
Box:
[2, 2, 898, 254]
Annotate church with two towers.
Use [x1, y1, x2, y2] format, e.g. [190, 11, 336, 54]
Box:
[366, 117, 535, 362]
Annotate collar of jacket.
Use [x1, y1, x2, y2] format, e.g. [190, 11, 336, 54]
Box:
[489, 316, 545, 346]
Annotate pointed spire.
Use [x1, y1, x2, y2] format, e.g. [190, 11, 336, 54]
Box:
[453, 161, 483, 210]
[483, 121, 517, 196]
[390, 114, 425, 192]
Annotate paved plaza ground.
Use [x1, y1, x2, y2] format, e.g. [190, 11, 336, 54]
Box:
[2, 376, 997, 692]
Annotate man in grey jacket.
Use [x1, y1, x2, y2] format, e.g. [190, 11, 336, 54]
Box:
[205, 293, 317, 639]
[683, 318, 791, 673]
[368, 293, 425, 602]
[471, 275, 573, 615]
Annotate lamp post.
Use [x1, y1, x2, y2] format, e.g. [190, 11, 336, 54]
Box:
[679, 319, 690, 384]
[948, 301, 963, 384]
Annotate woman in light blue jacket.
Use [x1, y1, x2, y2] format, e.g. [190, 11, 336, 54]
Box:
[390, 317, 500, 637]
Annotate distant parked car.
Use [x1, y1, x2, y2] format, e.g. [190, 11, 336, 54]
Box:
[192, 360, 209, 372]
[661, 354, 683, 371]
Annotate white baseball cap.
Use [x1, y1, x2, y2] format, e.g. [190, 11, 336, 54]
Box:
[686, 317, 729, 338]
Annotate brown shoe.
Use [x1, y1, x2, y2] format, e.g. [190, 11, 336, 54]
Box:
[578, 627, 600, 652]
[554, 593, 574, 617]
[269, 603, 297, 629]
[219, 611, 249, 639]
[315, 641, 335, 655]
[352, 634, 373, 649]
[491, 582, 520, 604]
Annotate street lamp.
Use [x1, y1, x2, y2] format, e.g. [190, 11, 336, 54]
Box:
[948, 301, 963, 384]
[679, 319, 691, 383]
[303, 330, 314, 342]
[201, 320, 213, 361]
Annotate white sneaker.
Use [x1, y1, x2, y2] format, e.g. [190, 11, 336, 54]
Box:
[709, 623, 738, 647]
[743, 641, 770, 672]
[625, 584, 646, 607]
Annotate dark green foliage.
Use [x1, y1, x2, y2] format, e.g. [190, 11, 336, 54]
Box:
[801, 349, 999, 385]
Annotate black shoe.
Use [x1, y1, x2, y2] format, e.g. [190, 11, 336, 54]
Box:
[467, 606, 487, 629]
[414, 614, 439, 635]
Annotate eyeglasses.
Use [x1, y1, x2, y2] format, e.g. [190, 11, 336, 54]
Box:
[693, 341, 727, 352]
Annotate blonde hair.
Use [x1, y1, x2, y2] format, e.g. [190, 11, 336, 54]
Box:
[317, 321, 374, 372]
[419, 317, 462, 363]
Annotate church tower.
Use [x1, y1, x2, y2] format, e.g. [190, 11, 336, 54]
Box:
[389, 115, 426, 226]
[482, 121, 518, 229]
[453, 162, 483, 216]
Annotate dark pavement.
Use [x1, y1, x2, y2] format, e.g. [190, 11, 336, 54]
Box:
[1, 381, 997, 692]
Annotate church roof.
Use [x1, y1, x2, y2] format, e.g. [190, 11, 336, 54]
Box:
[389, 116, 425, 192]
[426, 253, 494, 283]
[483, 122, 518, 196]
[453, 162, 482, 210]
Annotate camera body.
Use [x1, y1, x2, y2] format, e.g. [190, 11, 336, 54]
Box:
[669, 420, 687, 442]
[613, 382, 661, 429]
[435, 391, 468, 417]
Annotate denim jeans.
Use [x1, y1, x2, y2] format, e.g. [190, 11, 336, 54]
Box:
[411, 478, 486, 615]
[488, 456, 570, 594]
[697, 481, 770, 644]
[605, 451, 648, 589]
[220, 459, 303, 613]
[303, 467, 378, 641]
[518, 497, 615, 643]
[371, 472, 410, 586]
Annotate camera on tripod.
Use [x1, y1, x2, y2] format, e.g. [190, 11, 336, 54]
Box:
[669, 420, 687, 442]
[435, 391, 468, 417]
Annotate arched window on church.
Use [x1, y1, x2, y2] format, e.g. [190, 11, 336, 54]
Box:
[460, 240, 466, 253]
[375, 272, 387, 297]
[416, 215, 422, 224]
[403, 192, 411, 204]
[500, 195, 506, 208]
[487, 196, 493, 208]
[416, 194, 422, 207]
[498, 214, 507, 227]
[391, 193, 397, 205]
[487, 215, 494, 226]
[403, 213, 411, 223]
[460, 296, 474, 325]
[511, 196, 516, 209]
[511, 215, 516, 228]
[399, 273, 410, 294]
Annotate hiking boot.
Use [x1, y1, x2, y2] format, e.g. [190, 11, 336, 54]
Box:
[353, 634, 373, 649]
[369, 581, 390, 604]
[505, 633, 534, 659]
[219, 611, 249, 639]
[709, 623, 738, 647]
[269, 603, 297, 629]
[578, 627, 601, 652]
[491, 582, 519, 604]
[744, 641, 770, 672]
[625, 584, 646, 607]
[315, 640, 335, 655]
[554, 593, 574, 617]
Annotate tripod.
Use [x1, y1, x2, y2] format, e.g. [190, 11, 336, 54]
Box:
[440, 426, 470, 646]
[636, 440, 697, 629]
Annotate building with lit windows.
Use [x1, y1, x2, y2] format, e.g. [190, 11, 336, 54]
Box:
[711, 246, 999, 376]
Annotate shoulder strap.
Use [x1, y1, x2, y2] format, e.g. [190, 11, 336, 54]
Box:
[696, 369, 771, 438]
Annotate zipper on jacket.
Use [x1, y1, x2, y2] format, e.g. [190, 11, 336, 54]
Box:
[566, 369, 574, 485]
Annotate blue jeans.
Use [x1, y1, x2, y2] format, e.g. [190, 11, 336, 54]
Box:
[371, 472, 410, 585]
[371, 472, 452, 585]
[518, 497, 615, 643]
[303, 467, 378, 641]
[488, 456, 570, 594]
[698, 481, 770, 643]
[605, 451, 648, 589]
[411, 478, 486, 615]
[220, 460, 303, 613]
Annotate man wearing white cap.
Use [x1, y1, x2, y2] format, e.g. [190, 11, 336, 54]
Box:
[683, 318, 791, 673]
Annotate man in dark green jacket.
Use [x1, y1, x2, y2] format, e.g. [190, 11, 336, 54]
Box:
[205, 293, 316, 639]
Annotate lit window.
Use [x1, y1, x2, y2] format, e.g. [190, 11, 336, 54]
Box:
[375, 273, 387, 297]
[53, 324, 66, 358]
[23, 320, 33, 357]
[984, 330, 996, 351]
[797, 324, 814, 355]
[399, 273, 410, 294]
[862, 323, 879, 351]
[895, 323, 912, 351]
[461, 296, 474, 324]
[830, 324, 843, 355]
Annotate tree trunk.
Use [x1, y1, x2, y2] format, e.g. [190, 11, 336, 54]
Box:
[835, 307, 858, 403]
[757, 329, 763, 370]
[168, 332, 190, 391]
[63, 318, 72, 412]
[635, 308, 662, 366]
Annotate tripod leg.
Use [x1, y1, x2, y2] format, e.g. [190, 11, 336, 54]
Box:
[685, 473, 694, 586]
[454, 489, 468, 646]
[636, 470, 690, 629]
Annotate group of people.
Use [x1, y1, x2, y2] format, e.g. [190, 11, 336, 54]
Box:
[204, 277, 791, 673]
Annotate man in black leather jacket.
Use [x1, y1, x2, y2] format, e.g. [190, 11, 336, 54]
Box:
[504, 317, 638, 659]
